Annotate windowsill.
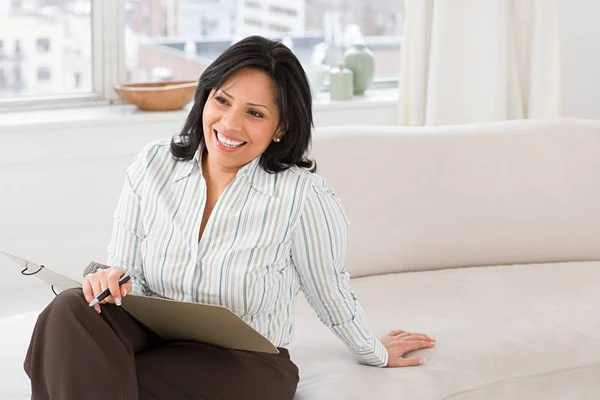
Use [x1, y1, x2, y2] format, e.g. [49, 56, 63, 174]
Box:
[0, 88, 398, 132]
[311, 88, 398, 110]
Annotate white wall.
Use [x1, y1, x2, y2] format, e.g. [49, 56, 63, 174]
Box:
[560, 0, 600, 120]
[0, 101, 397, 296]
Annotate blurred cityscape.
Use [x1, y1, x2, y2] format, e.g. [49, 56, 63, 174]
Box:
[0, 0, 404, 98]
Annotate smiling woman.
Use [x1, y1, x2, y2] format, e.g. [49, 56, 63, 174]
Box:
[172, 35, 317, 246]
[171, 35, 315, 174]
[203, 69, 285, 168]
[23, 35, 434, 400]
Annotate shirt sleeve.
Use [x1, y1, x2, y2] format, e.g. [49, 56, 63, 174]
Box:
[291, 178, 389, 367]
[105, 148, 150, 296]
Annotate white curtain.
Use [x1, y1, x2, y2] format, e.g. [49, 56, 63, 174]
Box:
[397, 0, 561, 126]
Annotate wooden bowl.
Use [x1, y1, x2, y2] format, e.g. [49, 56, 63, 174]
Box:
[114, 80, 197, 111]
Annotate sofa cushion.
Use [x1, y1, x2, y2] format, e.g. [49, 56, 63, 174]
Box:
[288, 261, 600, 399]
[311, 119, 600, 277]
[3, 262, 599, 399]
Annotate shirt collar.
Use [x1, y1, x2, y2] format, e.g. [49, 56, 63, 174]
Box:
[236, 156, 277, 197]
[172, 148, 276, 197]
[171, 147, 202, 183]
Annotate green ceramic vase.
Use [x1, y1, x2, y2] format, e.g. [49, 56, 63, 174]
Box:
[343, 43, 375, 95]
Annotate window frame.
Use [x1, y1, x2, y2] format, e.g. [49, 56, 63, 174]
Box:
[0, 0, 399, 112]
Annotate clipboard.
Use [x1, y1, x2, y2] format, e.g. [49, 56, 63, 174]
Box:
[122, 294, 279, 353]
[1, 251, 279, 354]
[0, 251, 82, 294]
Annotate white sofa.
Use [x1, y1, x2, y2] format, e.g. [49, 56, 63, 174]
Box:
[1, 118, 600, 399]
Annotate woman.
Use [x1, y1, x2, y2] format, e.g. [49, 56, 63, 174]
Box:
[24, 35, 435, 400]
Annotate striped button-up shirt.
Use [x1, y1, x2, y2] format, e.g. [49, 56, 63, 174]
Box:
[106, 138, 388, 367]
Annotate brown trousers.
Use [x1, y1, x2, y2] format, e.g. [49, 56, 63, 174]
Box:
[24, 288, 299, 400]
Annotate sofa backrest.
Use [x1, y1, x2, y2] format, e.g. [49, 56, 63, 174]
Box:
[309, 118, 600, 278]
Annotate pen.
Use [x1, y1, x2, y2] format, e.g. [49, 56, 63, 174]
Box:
[88, 268, 138, 307]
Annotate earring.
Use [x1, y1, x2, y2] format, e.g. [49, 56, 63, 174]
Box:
[274, 137, 281, 143]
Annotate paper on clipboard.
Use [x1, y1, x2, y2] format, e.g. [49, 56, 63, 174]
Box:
[1, 251, 279, 354]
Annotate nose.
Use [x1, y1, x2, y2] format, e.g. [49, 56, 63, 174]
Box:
[221, 108, 243, 132]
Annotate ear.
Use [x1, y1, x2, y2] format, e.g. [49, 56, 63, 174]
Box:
[273, 129, 284, 143]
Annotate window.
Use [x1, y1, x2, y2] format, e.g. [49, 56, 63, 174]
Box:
[0, 1, 92, 101]
[14, 67, 22, 83]
[244, 1, 261, 9]
[37, 38, 51, 53]
[37, 67, 52, 81]
[125, 0, 403, 85]
[38, 0, 61, 6]
[243, 18, 263, 28]
[267, 24, 291, 33]
[268, 6, 297, 17]
[1, 1, 403, 108]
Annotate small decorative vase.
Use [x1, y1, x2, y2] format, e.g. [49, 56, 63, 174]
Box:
[329, 64, 353, 101]
[343, 43, 375, 95]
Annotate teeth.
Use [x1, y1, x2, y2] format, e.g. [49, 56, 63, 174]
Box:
[216, 131, 245, 148]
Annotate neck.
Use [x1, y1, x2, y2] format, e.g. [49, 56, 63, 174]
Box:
[202, 153, 240, 189]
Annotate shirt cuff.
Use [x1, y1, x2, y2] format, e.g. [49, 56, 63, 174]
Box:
[355, 336, 389, 367]
[82, 261, 111, 278]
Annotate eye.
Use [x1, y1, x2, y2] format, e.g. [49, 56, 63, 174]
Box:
[215, 96, 228, 105]
[248, 110, 264, 118]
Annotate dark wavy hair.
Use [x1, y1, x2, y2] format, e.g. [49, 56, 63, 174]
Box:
[170, 35, 315, 173]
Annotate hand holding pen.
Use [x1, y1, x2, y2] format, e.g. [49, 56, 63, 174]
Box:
[82, 267, 138, 314]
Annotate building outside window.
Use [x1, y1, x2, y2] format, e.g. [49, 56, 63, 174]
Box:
[0, 0, 92, 100]
[128, 0, 403, 84]
[1, 0, 403, 105]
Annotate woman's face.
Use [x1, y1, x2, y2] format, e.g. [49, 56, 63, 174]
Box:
[202, 68, 281, 173]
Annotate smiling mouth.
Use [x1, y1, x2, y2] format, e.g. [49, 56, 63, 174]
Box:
[214, 129, 247, 148]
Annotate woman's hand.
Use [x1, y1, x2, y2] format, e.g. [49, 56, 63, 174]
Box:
[82, 267, 132, 313]
[380, 329, 436, 367]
